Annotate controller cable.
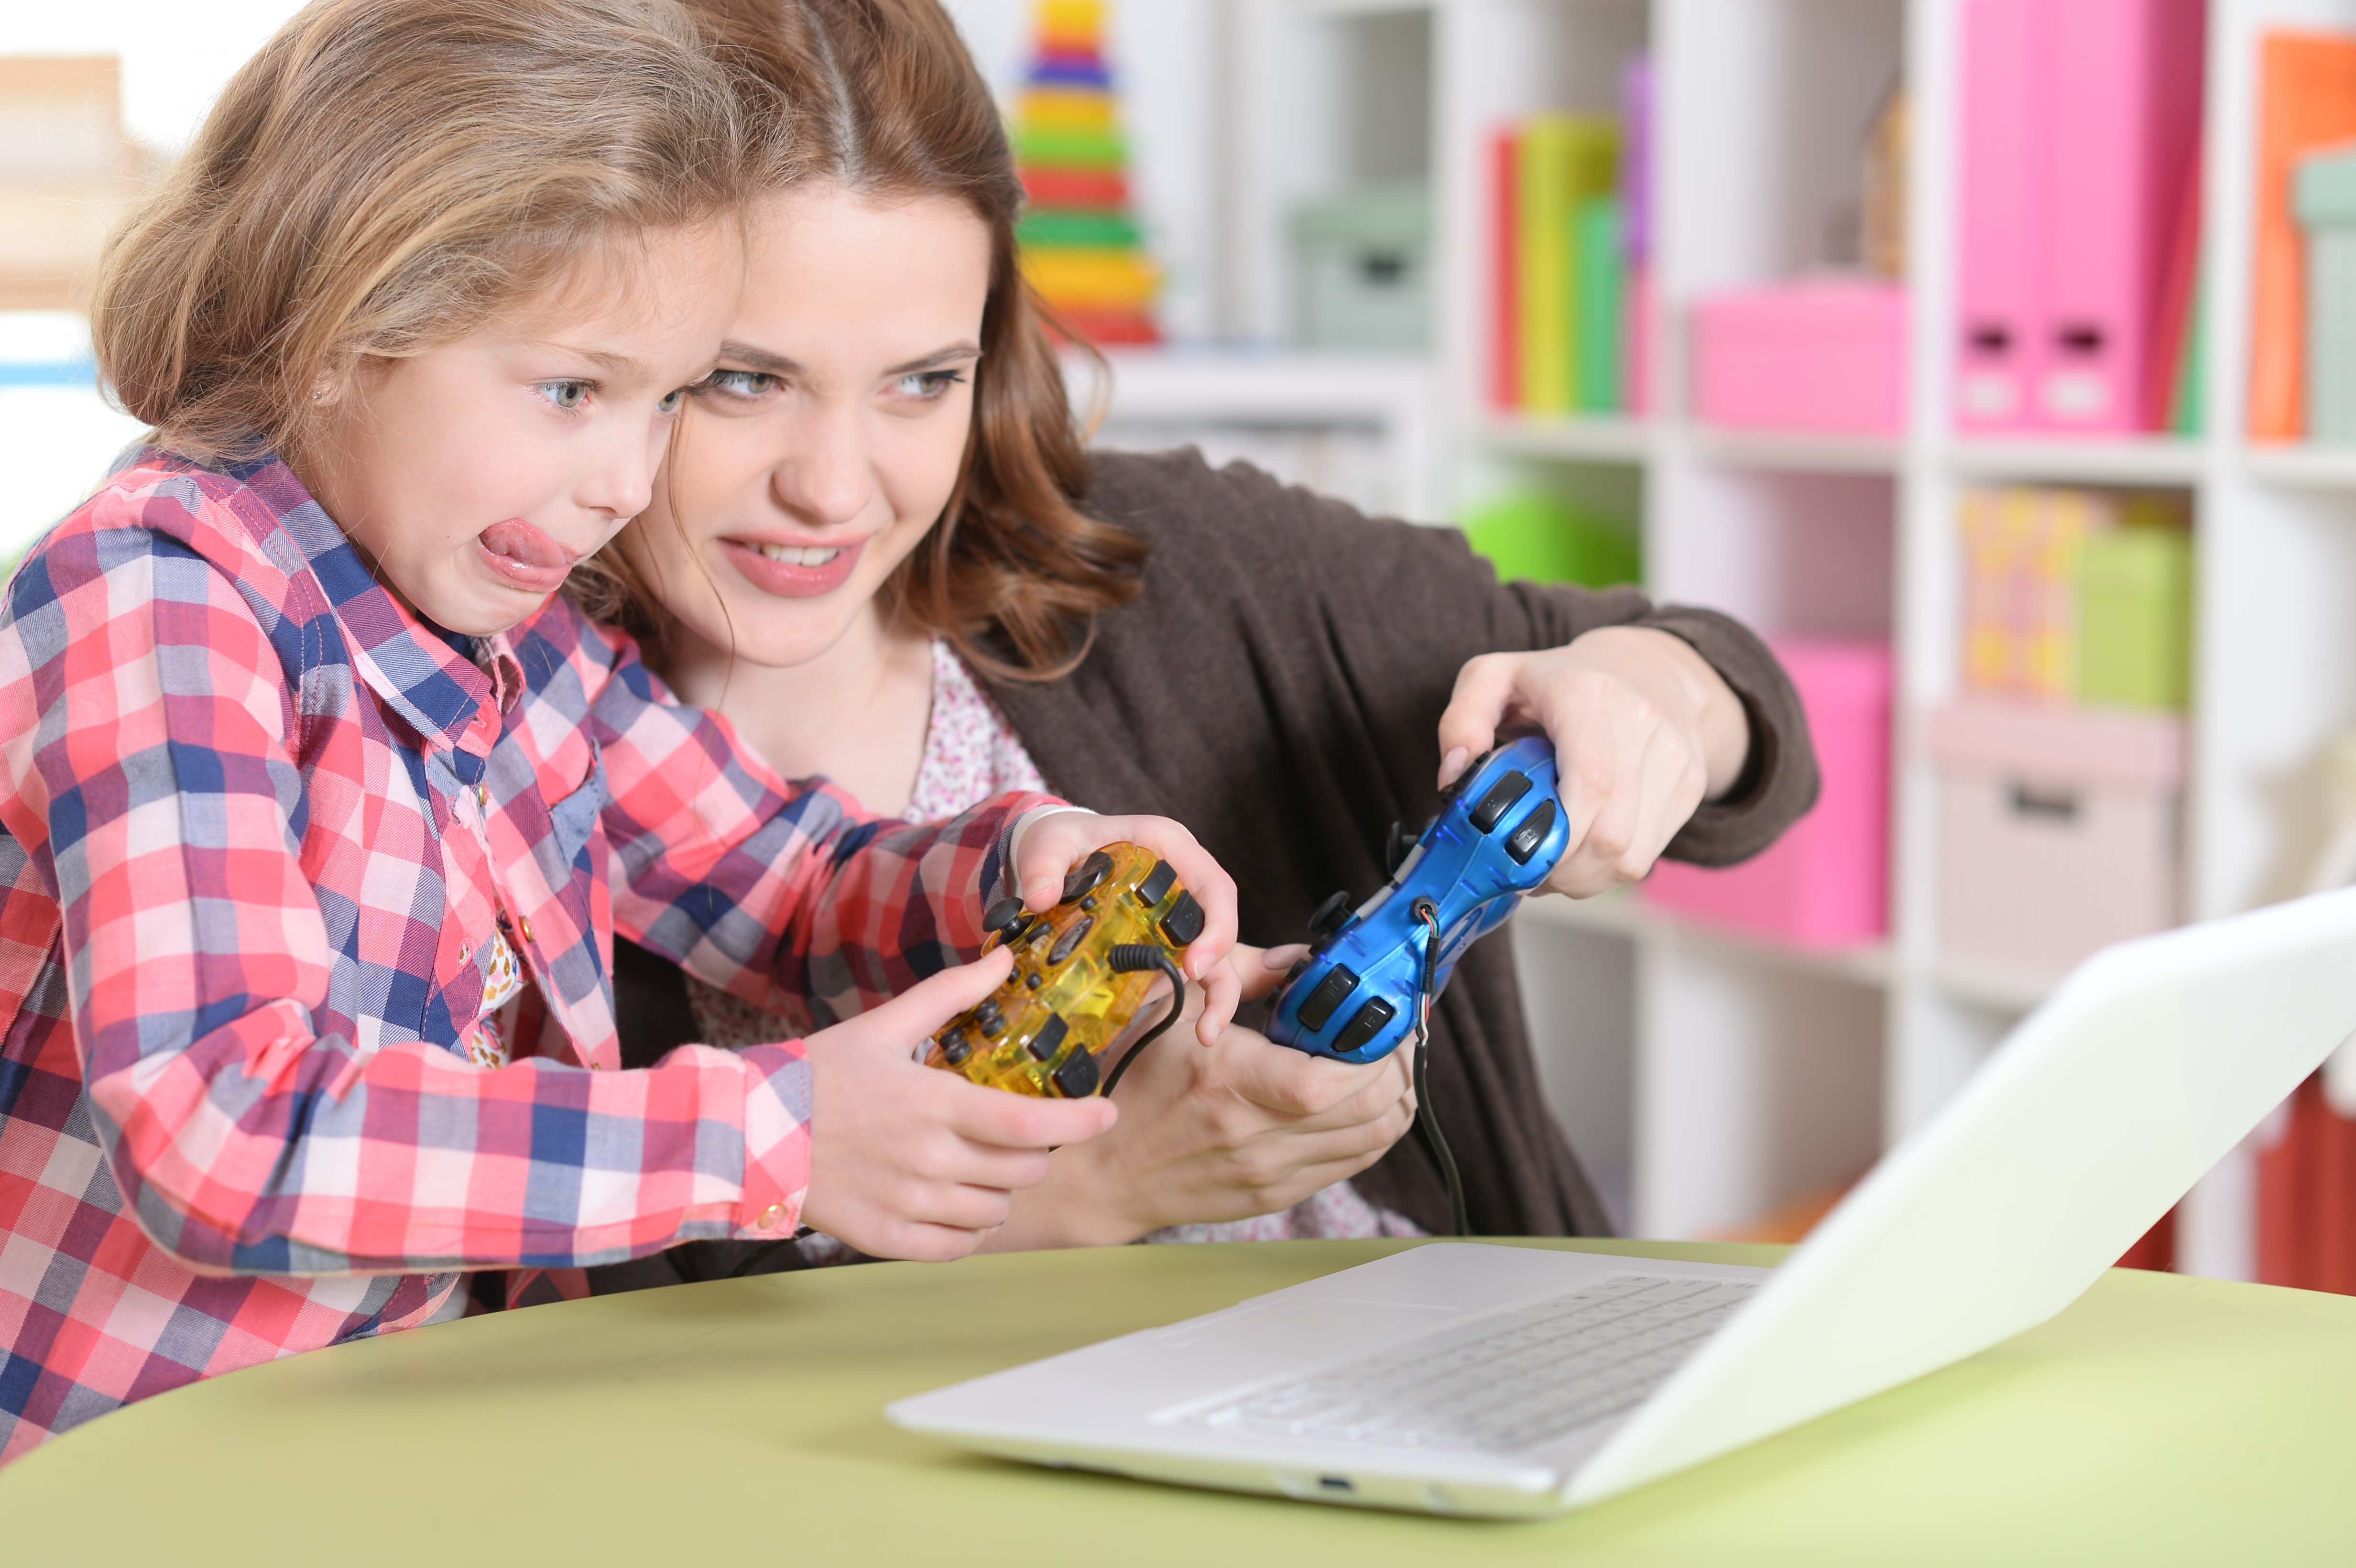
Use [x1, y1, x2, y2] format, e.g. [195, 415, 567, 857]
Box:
[1102, 945, 1188, 1097]
[1410, 899, 1469, 1238]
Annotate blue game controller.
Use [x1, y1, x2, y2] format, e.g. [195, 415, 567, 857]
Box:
[1268, 736, 1571, 1064]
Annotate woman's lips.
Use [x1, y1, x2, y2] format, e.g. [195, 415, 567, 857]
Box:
[721, 535, 867, 598]
[476, 518, 575, 594]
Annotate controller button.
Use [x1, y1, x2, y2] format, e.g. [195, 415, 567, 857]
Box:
[1080, 894, 1097, 912]
[1308, 889, 1353, 940]
[1505, 798, 1560, 864]
[1333, 996, 1398, 1055]
[1296, 965, 1360, 1032]
[1026, 1012, 1069, 1061]
[938, 1028, 972, 1067]
[1061, 851, 1113, 904]
[1159, 889, 1205, 947]
[1470, 771, 1533, 832]
[1025, 971, 1043, 991]
[1136, 858, 1178, 905]
[1048, 915, 1094, 965]
[1050, 1046, 1100, 1097]
[975, 1000, 1007, 1036]
[982, 895, 1027, 939]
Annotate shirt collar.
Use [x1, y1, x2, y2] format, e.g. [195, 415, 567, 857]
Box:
[203, 448, 525, 756]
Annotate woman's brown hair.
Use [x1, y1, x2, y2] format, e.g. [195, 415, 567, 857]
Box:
[580, 0, 1145, 681]
[93, 0, 778, 465]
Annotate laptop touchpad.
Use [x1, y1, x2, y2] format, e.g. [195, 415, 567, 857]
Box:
[1146, 1298, 1462, 1391]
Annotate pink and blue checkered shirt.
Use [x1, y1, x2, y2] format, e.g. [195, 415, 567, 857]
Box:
[0, 449, 1051, 1460]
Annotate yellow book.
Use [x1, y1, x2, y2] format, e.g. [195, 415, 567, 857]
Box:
[1018, 87, 1116, 132]
[1517, 116, 1618, 412]
[1020, 247, 1158, 308]
[1037, 0, 1106, 51]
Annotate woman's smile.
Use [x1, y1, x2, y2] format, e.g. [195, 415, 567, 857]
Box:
[721, 532, 869, 597]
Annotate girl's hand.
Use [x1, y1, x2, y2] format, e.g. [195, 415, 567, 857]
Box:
[979, 945, 1418, 1250]
[1435, 626, 1750, 899]
[798, 947, 1118, 1262]
[1008, 808, 1241, 1045]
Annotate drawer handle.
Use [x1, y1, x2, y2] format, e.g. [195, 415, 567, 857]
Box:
[2007, 782, 2082, 823]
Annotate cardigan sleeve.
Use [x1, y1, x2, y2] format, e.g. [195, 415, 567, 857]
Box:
[1075, 448, 1818, 868]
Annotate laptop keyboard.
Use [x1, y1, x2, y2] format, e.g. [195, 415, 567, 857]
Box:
[1184, 1274, 1758, 1454]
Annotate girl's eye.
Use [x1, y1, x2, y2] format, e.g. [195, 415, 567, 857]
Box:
[705, 369, 780, 399]
[540, 380, 590, 411]
[895, 370, 967, 400]
[656, 387, 687, 415]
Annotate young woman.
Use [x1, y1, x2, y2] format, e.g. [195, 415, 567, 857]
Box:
[0, 0, 1244, 1459]
[576, 0, 1819, 1283]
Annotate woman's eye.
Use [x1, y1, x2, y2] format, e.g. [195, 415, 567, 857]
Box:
[656, 387, 687, 415]
[705, 370, 780, 399]
[539, 380, 590, 411]
[895, 370, 967, 399]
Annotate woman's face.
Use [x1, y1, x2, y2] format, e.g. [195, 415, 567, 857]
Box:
[624, 182, 993, 667]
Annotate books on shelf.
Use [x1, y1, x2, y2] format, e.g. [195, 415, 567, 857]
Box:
[1956, 0, 2204, 437]
[2248, 30, 2356, 441]
[1011, 0, 1159, 346]
[1958, 487, 2191, 710]
[1488, 58, 1648, 417]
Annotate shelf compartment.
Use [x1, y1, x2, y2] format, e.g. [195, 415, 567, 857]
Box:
[1944, 435, 2205, 485]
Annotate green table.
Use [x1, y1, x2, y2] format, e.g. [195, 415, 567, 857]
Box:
[5, 1238, 2351, 1563]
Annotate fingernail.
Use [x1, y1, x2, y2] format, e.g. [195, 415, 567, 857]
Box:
[1438, 746, 1469, 787]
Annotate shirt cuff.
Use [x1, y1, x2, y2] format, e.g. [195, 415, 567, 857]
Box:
[1005, 803, 1095, 894]
[735, 1041, 812, 1237]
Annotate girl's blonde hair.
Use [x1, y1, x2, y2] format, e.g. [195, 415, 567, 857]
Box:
[94, 0, 784, 463]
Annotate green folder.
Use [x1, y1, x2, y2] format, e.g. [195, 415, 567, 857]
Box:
[1573, 196, 1625, 413]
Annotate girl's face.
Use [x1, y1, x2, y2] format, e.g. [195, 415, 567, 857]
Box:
[304, 219, 741, 638]
[622, 184, 992, 668]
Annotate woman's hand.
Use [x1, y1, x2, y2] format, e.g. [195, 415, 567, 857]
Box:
[1008, 808, 1241, 1045]
[798, 947, 1119, 1262]
[1435, 626, 1750, 898]
[978, 945, 1418, 1250]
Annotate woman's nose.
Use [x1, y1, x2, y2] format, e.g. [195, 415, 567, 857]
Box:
[771, 402, 876, 527]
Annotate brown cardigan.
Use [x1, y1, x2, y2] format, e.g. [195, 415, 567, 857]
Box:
[603, 448, 1818, 1266]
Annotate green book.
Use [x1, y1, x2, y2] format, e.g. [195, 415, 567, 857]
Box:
[2169, 260, 2206, 436]
[1462, 490, 1641, 589]
[2077, 522, 2193, 711]
[1573, 196, 1625, 413]
[1516, 117, 1617, 413]
[1012, 126, 1128, 169]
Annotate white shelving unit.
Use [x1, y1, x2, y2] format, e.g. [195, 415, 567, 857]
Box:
[1213, 0, 2356, 1274]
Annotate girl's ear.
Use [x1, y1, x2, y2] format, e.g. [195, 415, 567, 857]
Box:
[308, 353, 363, 408]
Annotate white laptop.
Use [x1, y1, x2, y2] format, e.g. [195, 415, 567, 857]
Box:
[890, 886, 2356, 1517]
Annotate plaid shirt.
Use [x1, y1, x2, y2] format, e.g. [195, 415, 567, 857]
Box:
[0, 450, 1052, 1461]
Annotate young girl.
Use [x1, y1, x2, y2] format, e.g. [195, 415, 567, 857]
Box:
[0, 0, 1235, 1462]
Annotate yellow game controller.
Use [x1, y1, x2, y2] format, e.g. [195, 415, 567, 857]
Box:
[924, 842, 1203, 1097]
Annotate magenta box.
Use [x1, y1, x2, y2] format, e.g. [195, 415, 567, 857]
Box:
[1691, 279, 1909, 435]
[1643, 637, 1892, 948]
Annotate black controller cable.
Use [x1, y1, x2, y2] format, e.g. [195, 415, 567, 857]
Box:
[1102, 944, 1188, 1097]
[1410, 899, 1469, 1238]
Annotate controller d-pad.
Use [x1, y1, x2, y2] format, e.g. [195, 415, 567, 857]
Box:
[1050, 1046, 1099, 1098]
[1333, 996, 1397, 1055]
[1505, 798, 1560, 864]
[1061, 851, 1113, 905]
[1296, 965, 1360, 1032]
[1136, 858, 1178, 905]
[1160, 890, 1204, 947]
[1048, 916, 1094, 965]
[1026, 1012, 1069, 1061]
[1470, 771, 1533, 832]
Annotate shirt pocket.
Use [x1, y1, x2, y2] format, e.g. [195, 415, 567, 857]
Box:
[543, 743, 608, 881]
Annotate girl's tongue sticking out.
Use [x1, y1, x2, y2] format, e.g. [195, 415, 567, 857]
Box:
[477, 518, 576, 593]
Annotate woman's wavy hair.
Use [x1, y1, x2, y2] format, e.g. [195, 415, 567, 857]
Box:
[574, 0, 1145, 680]
[92, 0, 779, 468]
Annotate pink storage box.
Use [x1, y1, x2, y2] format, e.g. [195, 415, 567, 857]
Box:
[1644, 637, 1892, 947]
[1691, 279, 1909, 435]
[1928, 699, 2183, 975]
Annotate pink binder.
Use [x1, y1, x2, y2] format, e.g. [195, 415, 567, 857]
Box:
[2037, 0, 2206, 433]
[1958, 0, 2046, 432]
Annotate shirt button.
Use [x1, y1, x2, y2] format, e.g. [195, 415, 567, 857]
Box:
[759, 1203, 791, 1231]
[475, 784, 490, 810]
[518, 917, 534, 943]
[458, 945, 470, 965]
